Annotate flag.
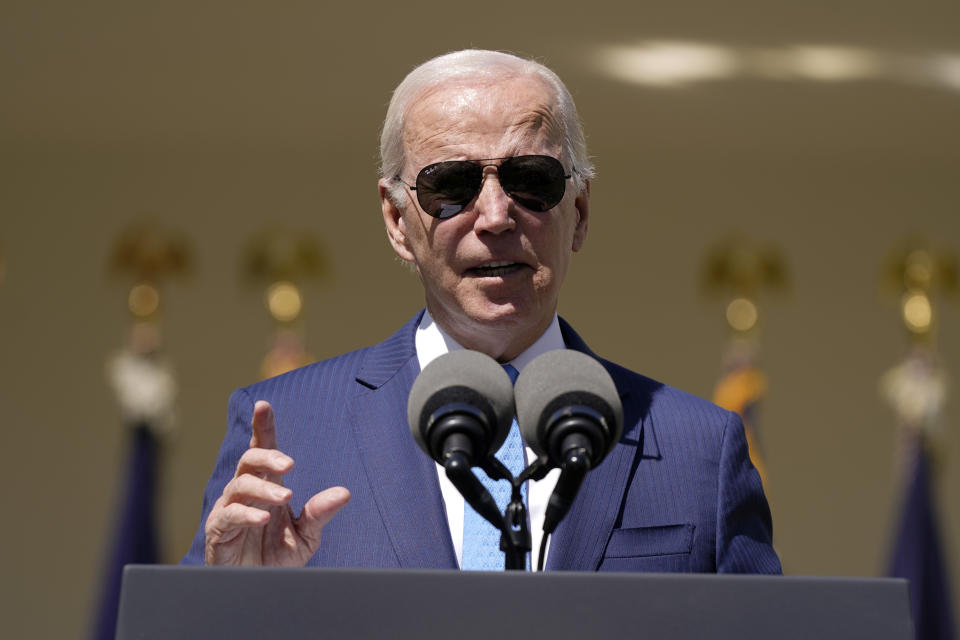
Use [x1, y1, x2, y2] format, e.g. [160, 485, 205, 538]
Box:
[90, 421, 160, 640]
[888, 435, 957, 640]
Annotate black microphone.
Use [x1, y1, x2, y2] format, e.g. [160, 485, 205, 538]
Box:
[515, 350, 623, 537]
[407, 349, 515, 529]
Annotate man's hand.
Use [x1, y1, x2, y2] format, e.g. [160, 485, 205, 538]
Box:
[204, 400, 350, 566]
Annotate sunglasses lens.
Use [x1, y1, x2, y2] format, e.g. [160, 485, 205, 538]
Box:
[415, 161, 482, 219]
[500, 155, 568, 212]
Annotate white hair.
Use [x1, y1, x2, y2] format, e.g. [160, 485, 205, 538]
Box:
[379, 50, 594, 204]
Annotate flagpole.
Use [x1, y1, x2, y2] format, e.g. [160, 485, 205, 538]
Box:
[90, 222, 189, 640]
[702, 235, 789, 488]
[880, 240, 957, 640]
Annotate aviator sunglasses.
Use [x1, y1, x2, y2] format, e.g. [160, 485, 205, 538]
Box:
[395, 155, 572, 219]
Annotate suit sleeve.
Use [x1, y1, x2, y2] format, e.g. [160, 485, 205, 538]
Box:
[715, 410, 782, 574]
[180, 388, 256, 565]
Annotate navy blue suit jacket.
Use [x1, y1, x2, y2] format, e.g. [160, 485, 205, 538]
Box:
[183, 312, 781, 573]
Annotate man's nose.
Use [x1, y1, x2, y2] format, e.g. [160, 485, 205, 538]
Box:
[472, 167, 515, 234]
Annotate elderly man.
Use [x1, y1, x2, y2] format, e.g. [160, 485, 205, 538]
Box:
[183, 50, 780, 573]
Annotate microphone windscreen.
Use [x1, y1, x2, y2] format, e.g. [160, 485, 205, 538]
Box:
[514, 349, 623, 463]
[407, 349, 516, 461]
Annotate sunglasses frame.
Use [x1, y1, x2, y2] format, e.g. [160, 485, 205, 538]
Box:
[394, 155, 572, 220]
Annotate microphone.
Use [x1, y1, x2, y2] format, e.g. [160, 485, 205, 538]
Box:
[407, 349, 516, 529]
[408, 349, 515, 465]
[515, 350, 623, 537]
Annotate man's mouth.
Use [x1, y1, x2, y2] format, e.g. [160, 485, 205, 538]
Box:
[467, 261, 524, 277]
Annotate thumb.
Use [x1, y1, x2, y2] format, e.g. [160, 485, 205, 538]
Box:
[295, 486, 351, 552]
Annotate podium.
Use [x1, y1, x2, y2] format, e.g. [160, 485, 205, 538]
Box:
[116, 565, 913, 639]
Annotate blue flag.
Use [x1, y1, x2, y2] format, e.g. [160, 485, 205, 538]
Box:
[888, 439, 956, 640]
[90, 423, 160, 640]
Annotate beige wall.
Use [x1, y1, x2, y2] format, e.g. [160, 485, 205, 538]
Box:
[2, 2, 958, 636]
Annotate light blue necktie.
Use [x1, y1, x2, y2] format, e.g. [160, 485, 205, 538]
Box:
[461, 364, 527, 570]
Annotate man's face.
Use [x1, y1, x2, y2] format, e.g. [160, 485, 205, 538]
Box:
[380, 75, 589, 360]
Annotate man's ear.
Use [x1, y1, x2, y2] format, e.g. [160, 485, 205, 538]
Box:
[571, 179, 590, 252]
[379, 179, 416, 263]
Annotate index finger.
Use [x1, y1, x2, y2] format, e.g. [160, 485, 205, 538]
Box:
[249, 400, 278, 450]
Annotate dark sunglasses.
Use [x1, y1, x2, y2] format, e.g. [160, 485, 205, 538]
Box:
[395, 155, 572, 219]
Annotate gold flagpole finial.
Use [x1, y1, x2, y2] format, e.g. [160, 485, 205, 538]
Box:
[881, 239, 957, 342]
[241, 225, 329, 378]
[701, 235, 789, 335]
[108, 220, 192, 327]
[241, 225, 328, 325]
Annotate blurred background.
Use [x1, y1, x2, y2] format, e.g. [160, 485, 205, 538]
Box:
[2, 1, 958, 637]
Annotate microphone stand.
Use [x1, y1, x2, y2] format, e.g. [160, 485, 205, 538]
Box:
[476, 458, 527, 570]
[501, 485, 530, 570]
[484, 457, 554, 571]
[444, 450, 555, 571]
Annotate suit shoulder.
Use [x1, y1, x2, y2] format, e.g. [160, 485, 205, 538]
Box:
[599, 358, 737, 432]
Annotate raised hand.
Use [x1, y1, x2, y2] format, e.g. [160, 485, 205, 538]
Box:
[204, 400, 350, 565]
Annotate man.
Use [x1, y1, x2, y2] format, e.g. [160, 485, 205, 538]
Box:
[183, 50, 781, 573]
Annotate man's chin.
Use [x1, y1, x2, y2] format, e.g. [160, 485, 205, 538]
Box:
[466, 301, 530, 326]
[465, 303, 555, 341]
[434, 300, 521, 330]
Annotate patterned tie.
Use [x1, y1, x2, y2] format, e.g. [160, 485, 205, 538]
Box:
[461, 363, 527, 570]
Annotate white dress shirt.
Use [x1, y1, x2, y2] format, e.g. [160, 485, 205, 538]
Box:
[415, 309, 563, 570]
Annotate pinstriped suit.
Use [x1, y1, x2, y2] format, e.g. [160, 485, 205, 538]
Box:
[182, 311, 781, 573]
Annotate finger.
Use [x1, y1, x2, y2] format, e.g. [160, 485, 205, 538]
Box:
[235, 448, 294, 479]
[295, 487, 351, 552]
[250, 400, 278, 450]
[207, 501, 272, 539]
[222, 473, 293, 508]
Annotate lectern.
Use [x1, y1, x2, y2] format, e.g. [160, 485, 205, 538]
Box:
[116, 565, 913, 639]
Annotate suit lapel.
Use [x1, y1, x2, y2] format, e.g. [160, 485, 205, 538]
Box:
[347, 312, 458, 569]
[546, 319, 660, 571]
